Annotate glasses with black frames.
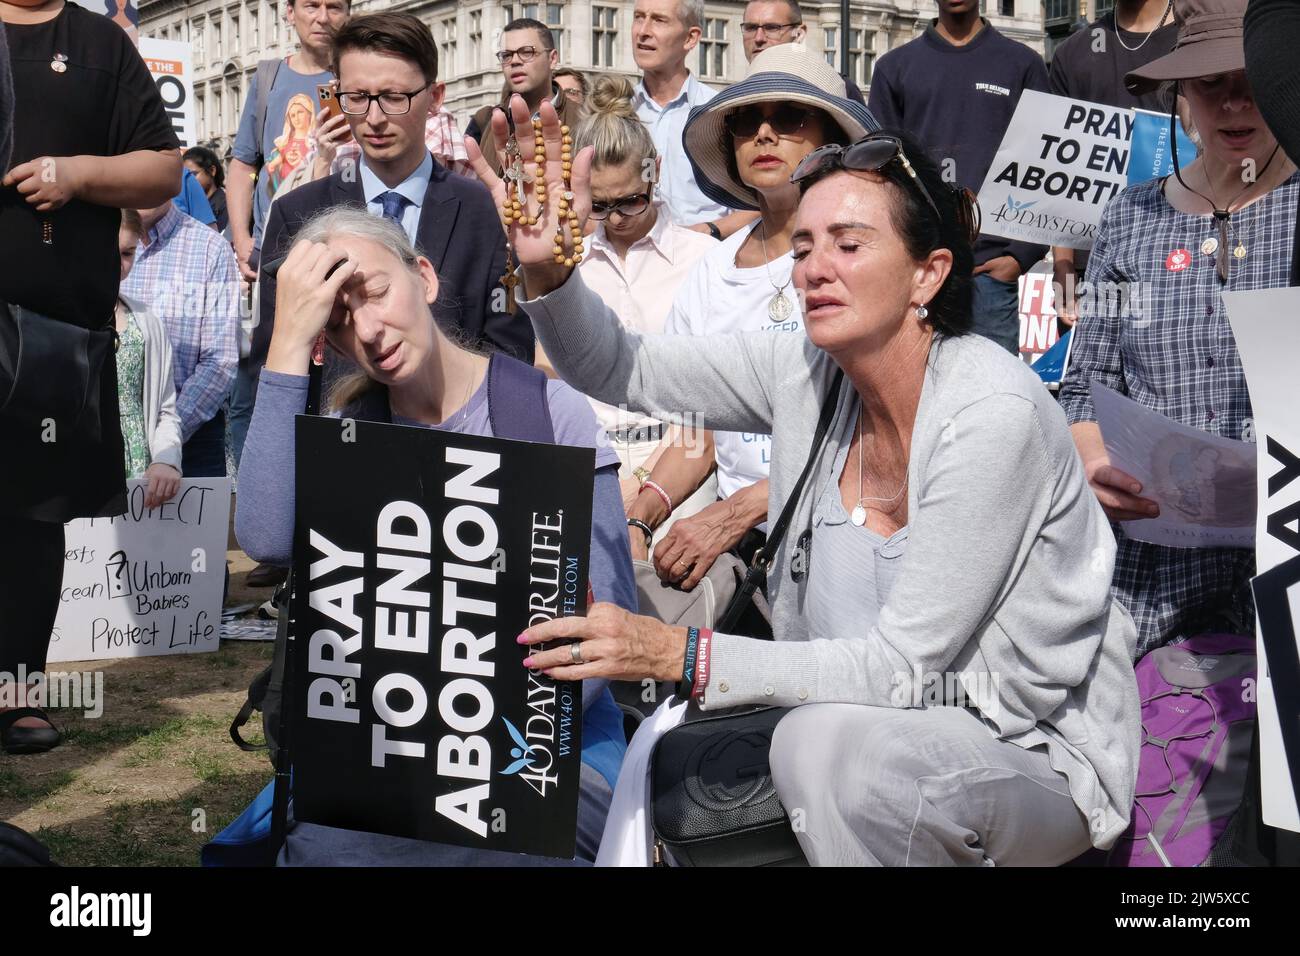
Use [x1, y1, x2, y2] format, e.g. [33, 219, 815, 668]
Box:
[337, 89, 428, 115]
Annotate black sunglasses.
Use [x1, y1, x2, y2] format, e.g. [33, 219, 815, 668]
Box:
[724, 103, 821, 139]
[589, 191, 652, 221]
[792, 136, 944, 222]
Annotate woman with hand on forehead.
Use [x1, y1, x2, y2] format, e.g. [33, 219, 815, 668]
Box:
[233, 207, 635, 865]
[478, 91, 1141, 865]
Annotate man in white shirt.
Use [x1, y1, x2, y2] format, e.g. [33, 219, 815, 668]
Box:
[631, 0, 757, 238]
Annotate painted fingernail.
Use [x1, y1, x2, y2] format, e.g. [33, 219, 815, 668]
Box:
[522, 656, 535, 668]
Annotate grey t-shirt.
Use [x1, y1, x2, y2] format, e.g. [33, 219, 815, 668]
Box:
[804, 391, 909, 643]
[231, 58, 332, 247]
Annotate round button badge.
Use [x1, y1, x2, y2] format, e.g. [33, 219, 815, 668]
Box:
[1166, 249, 1191, 272]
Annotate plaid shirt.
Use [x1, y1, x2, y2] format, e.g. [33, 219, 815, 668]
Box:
[1060, 173, 1300, 657]
[122, 204, 240, 443]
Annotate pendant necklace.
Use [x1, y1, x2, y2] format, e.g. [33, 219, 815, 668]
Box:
[850, 405, 907, 527]
[1179, 145, 1281, 282]
[756, 223, 794, 322]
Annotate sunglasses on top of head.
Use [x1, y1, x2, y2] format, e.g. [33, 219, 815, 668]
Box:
[724, 103, 822, 139]
[792, 135, 944, 223]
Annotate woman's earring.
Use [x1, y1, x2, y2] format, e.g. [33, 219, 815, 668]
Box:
[916, 303, 929, 320]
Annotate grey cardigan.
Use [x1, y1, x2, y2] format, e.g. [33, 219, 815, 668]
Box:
[522, 272, 1142, 849]
[120, 293, 184, 473]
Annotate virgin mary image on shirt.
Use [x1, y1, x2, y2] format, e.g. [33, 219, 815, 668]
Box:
[265, 93, 317, 197]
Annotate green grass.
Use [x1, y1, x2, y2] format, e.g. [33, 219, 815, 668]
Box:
[121, 715, 224, 767]
[0, 765, 77, 802]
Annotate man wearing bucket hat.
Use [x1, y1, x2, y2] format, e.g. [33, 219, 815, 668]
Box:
[623, 43, 878, 593]
[1062, 0, 1298, 661]
[868, 0, 1050, 354]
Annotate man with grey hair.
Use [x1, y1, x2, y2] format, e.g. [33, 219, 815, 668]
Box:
[741, 0, 865, 102]
[631, 0, 757, 238]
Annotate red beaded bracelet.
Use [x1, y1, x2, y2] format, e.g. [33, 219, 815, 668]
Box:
[642, 478, 673, 515]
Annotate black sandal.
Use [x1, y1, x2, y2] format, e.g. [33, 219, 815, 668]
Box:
[0, 707, 61, 755]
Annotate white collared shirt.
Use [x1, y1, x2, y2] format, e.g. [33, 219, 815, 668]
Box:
[577, 199, 716, 432]
[633, 74, 732, 227]
[358, 151, 434, 246]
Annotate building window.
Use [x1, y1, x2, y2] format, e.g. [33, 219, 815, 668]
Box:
[1045, 0, 1074, 22]
[592, 6, 617, 68]
[470, 10, 482, 65]
[698, 17, 727, 79]
[214, 18, 223, 58]
[440, 17, 457, 76]
[847, 29, 875, 86]
[823, 26, 837, 66]
[250, 3, 259, 51]
[1096, 0, 1115, 13]
[1000, 0, 1015, 14]
[521, 4, 565, 61]
[231, 13, 240, 54]
[194, 21, 206, 62]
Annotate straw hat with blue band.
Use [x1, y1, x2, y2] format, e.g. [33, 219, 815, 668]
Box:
[682, 44, 880, 212]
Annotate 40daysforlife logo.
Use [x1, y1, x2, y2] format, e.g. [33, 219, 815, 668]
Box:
[989, 194, 1098, 242]
[500, 717, 544, 775]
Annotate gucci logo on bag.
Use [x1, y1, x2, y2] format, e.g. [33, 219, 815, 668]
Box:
[684, 729, 777, 811]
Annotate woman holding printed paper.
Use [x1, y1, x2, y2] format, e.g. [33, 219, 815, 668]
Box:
[233, 207, 635, 865]
[1060, 0, 1298, 660]
[476, 89, 1141, 866]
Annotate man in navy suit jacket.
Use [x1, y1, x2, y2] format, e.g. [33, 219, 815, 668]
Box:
[252, 13, 533, 379]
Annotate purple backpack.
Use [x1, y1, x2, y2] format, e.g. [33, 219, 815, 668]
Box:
[1110, 633, 1256, 867]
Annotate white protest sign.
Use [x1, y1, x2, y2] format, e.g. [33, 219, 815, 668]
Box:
[47, 479, 232, 663]
[1225, 287, 1300, 832]
[138, 37, 198, 150]
[978, 91, 1133, 250]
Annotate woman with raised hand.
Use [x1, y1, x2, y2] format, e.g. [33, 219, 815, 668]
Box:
[479, 44, 878, 591]
[233, 207, 634, 865]
[478, 90, 1141, 865]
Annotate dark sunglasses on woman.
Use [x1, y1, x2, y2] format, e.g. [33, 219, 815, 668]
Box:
[724, 103, 822, 139]
[589, 191, 653, 220]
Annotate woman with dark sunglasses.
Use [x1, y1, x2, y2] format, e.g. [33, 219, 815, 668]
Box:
[477, 84, 1141, 865]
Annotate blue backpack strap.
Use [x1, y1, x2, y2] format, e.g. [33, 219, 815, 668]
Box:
[487, 353, 555, 443]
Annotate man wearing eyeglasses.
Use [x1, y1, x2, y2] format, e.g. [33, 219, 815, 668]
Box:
[740, 1, 865, 103]
[463, 18, 583, 178]
[252, 13, 529, 427]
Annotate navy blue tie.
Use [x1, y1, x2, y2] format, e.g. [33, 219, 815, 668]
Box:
[377, 191, 410, 225]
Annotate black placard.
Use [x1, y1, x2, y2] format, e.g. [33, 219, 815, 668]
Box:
[290, 415, 593, 859]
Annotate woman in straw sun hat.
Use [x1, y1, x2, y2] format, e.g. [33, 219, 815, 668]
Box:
[618, 43, 879, 593]
[1061, 0, 1298, 661]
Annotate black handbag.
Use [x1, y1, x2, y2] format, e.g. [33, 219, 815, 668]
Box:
[0, 300, 114, 444]
[651, 369, 844, 867]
